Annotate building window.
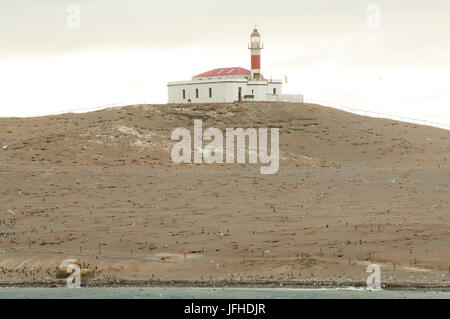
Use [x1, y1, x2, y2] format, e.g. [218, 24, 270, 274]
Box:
[182, 89, 185, 99]
[273, 88, 277, 95]
[196, 88, 199, 98]
[209, 88, 212, 98]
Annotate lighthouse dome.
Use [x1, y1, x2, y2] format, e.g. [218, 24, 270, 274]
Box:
[251, 28, 260, 37]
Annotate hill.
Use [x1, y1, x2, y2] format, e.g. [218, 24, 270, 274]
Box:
[0, 102, 449, 287]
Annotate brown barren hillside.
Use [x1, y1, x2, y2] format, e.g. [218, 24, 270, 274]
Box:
[0, 102, 449, 287]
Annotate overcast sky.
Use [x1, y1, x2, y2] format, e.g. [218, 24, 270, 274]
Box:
[1, 0, 449, 124]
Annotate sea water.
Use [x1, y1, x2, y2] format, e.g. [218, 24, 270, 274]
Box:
[0, 287, 448, 299]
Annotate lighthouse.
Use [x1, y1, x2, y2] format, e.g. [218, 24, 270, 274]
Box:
[249, 28, 263, 81]
[167, 27, 303, 104]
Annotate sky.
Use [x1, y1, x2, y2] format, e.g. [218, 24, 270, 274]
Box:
[1, 0, 449, 124]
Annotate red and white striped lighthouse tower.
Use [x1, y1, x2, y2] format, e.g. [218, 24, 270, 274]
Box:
[249, 28, 264, 81]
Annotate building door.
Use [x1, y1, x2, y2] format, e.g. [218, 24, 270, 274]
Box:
[238, 87, 242, 102]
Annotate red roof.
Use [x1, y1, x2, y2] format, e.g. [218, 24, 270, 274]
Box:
[193, 67, 251, 78]
[251, 28, 260, 37]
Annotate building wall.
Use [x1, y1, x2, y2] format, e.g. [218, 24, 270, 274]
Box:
[167, 79, 282, 104]
[245, 83, 268, 102]
[268, 82, 282, 96]
[168, 81, 244, 104]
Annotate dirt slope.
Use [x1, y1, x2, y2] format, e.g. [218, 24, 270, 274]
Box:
[0, 102, 449, 287]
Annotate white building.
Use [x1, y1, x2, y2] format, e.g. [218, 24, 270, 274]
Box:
[167, 28, 303, 104]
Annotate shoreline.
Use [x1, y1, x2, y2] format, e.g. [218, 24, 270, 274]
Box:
[1, 279, 449, 291]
